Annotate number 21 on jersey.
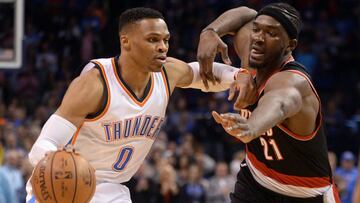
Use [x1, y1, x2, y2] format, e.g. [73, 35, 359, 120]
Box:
[112, 146, 134, 171]
[259, 129, 283, 161]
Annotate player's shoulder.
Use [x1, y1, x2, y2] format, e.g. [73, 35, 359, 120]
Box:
[164, 57, 191, 72]
[265, 70, 313, 98]
[71, 66, 103, 95]
[164, 57, 187, 68]
[268, 70, 308, 88]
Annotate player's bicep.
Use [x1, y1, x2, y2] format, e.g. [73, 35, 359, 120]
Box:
[261, 72, 304, 117]
[56, 68, 104, 127]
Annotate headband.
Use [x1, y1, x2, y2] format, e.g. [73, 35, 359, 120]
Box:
[256, 5, 299, 39]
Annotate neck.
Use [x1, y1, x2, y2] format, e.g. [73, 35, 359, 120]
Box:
[256, 54, 292, 87]
[118, 54, 151, 97]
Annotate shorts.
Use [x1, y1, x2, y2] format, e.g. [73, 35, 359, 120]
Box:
[230, 161, 324, 203]
[90, 182, 132, 203]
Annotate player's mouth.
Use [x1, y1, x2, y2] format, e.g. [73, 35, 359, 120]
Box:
[155, 55, 167, 64]
[250, 46, 264, 60]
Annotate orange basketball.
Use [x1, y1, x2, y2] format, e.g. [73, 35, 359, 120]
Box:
[31, 148, 96, 203]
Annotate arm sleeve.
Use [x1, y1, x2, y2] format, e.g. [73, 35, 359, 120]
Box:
[183, 62, 239, 92]
[28, 114, 77, 166]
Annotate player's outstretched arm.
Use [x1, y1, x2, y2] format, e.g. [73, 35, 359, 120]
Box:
[28, 66, 104, 166]
[164, 57, 255, 101]
[214, 71, 318, 143]
[197, 7, 257, 88]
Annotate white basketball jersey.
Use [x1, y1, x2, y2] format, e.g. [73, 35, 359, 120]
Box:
[72, 57, 169, 183]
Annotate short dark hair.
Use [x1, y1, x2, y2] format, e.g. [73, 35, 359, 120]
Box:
[257, 3, 302, 39]
[118, 7, 164, 33]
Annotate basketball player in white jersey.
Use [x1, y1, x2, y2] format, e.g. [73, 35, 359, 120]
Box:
[26, 7, 257, 203]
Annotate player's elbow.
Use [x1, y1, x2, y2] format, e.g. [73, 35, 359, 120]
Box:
[280, 90, 303, 118]
[233, 7, 257, 20]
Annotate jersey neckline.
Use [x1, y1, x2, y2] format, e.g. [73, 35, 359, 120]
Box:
[112, 56, 154, 107]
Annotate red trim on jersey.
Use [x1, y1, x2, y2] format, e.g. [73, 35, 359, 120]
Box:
[247, 150, 331, 188]
[276, 69, 323, 141]
[111, 58, 154, 107]
[332, 180, 341, 203]
[85, 61, 111, 122]
[256, 56, 295, 95]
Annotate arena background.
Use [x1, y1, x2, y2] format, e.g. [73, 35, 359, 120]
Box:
[0, 0, 359, 202]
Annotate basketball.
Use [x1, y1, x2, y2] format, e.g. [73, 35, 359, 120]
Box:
[31, 148, 96, 203]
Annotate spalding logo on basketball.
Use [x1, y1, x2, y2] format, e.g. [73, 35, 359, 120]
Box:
[31, 148, 96, 203]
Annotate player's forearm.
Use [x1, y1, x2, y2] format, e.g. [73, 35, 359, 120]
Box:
[28, 114, 77, 166]
[184, 62, 239, 92]
[204, 7, 257, 36]
[247, 89, 302, 137]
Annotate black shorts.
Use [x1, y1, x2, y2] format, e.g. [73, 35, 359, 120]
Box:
[230, 161, 324, 203]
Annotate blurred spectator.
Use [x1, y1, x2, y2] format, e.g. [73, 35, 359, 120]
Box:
[206, 162, 235, 203]
[179, 164, 207, 203]
[0, 168, 17, 203]
[230, 150, 246, 178]
[353, 153, 360, 203]
[157, 163, 180, 203]
[328, 151, 347, 198]
[0, 149, 23, 203]
[128, 162, 158, 203]
[193, 144, 215, 176]
[328, 151, 337, 174]
[336, 151, 358, 203]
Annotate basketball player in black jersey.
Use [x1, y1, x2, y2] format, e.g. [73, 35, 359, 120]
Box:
[197, 3, 340, 203]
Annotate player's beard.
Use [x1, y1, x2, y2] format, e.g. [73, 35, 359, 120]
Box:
[249, 51, 284, 70]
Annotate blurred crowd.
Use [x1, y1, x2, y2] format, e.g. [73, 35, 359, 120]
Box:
[0, 0, 359, 203]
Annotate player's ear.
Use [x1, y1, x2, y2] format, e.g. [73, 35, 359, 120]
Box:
[287, 39, 297, 53]
[120, 33, 130, 51]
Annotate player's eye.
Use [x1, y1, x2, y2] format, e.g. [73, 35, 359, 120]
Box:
[252, 27, 260, 33]
[268, 31, 277, 37]
[148, 38, 158, 43]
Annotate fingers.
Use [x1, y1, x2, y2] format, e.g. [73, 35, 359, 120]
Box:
[197, 31, 230, 88]
[234, 86, 247, 110]
[200, 73, 209, 89]
[226, 123, 249, 132]
[228, 82, 237, 101]
[214, 76, 221, 84]
[220, 113, 247, 123]
[219, 41, 232, 65]
[199, 58, 215, 89]
[231, 72, 257, 110]
[212, 111, 231, 127]
[212, 111, 222, 124]
[204, 60, 217, 86]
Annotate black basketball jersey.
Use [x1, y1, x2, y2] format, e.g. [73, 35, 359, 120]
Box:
[243, 60, 335, 198]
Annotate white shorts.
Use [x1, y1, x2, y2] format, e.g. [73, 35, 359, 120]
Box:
[26, 180, 132, 203]
[90, 182, 132, 203]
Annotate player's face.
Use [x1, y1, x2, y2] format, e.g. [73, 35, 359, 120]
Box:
[249, 15, 289, 69]
[128, 18, 170, 72]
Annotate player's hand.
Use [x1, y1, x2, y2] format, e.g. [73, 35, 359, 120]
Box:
[212, 111, 255, 143]
[197, 29, 231, 89]
[228, 70, 257, 110]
